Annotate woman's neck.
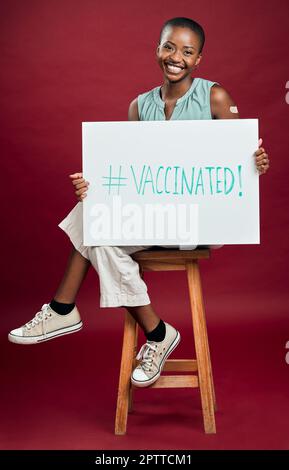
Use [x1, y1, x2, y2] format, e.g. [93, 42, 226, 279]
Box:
[160, 76, 194, 101]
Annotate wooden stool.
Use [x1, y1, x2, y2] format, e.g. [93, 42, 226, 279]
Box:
[115, 248, 216, 434]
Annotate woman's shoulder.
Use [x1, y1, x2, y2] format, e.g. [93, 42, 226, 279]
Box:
[136, 85, 160, 120]
[205, 80, 234, 107]
[197, 77, 234, 95]
[195, 77, 231, 106]
[128, 85, 159, 121]
[137, 84, 159, 102]
[195, 76, 220, 89]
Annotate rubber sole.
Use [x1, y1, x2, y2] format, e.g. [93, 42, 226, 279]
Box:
[8, 321, 83, 345]
[131, 330, 181, 388]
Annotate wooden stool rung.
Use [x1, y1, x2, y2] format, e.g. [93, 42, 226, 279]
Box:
[148, 375, 199, 388]
[137, 261, 186, 271]
[163, 359, 198, 372]
[132, 249, 210, 262]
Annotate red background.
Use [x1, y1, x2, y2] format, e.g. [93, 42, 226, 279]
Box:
[1, 0, 289, 449]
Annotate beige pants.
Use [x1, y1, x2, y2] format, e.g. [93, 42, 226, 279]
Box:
[58, 202, 223, 308]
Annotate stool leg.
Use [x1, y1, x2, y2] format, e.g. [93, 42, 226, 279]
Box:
[188, 261, 217, 411]
[128, 322, 138, 413]
[115, 311, 137, 435]
[203, 309, 217, 411]
[186, 260, 216, 433]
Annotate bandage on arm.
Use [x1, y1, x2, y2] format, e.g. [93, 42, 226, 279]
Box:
[229, 106, 238, 114]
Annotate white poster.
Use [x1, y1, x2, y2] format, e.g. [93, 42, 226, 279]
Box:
[82, 119, 259, 246]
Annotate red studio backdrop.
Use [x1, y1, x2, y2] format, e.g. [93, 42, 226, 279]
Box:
[1, 0, 289, 450]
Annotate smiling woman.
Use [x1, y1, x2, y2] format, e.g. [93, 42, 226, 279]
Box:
[7, 14, 270, 421]
[156, 21, 204, 93]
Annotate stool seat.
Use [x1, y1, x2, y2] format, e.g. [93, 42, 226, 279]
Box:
[115, 248, 216, 434]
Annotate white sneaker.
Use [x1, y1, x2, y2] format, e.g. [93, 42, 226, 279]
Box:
[131, 322, 181, 387]
[8, 303, 83, 345]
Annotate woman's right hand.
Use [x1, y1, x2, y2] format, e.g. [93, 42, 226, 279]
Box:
[69, 172, 90, 202]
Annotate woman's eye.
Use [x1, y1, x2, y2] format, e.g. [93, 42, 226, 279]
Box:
[163, 45, 192, 55]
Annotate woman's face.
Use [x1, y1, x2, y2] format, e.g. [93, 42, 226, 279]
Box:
[156, 26, 202, 82]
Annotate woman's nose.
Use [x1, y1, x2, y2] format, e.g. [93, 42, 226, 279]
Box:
[169, 50, 182, 62]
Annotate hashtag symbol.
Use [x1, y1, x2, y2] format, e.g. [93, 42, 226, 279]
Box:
[102, 165, 128, 194]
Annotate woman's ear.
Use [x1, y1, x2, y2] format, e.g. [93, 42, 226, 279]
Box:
[196, 54, 202, 67]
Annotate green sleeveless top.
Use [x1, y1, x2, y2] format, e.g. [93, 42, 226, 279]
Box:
[137, 77, 219, 121]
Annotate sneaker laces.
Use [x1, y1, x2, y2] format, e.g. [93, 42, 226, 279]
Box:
[24, 303, 52, 336]
[136, 342, 158, 372]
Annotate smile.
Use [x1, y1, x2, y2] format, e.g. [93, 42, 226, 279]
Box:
[165, 63, 185, 74]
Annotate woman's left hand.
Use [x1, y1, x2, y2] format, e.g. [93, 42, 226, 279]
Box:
[255, 138, 270, 175]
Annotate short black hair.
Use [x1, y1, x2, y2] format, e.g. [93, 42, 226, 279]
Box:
[159, 17, 205, 53]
